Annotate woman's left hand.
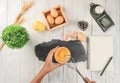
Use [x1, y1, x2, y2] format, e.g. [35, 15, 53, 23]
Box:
[42, 46, 64, 73]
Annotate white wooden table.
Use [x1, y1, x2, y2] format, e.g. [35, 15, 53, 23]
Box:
[0, 0, 120, 83]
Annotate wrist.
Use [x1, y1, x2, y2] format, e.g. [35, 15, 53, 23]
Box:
[40, 67, 48, 75]
[43, 66, 52, 74]
[31, 67, 48, 83]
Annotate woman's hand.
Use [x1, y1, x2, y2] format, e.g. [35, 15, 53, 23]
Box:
[42, 46, 64, 73]
[84, 77, 96, 83]
[31, 46, 64, 83]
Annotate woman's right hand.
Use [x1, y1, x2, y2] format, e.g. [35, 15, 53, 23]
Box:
[84, 77, 96, 83]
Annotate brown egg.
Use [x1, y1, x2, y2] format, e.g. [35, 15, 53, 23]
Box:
[50, 9, 59, 18]
[77, 32, 86, 42]
[55, 16, 64, 25]
[46, 15, 54, 25]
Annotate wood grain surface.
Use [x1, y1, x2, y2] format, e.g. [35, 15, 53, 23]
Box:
[0, 0, 119, 83]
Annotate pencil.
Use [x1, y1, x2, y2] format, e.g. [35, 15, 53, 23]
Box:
[100, 56, 113, 76]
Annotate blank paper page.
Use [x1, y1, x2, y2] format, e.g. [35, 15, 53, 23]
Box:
[88, 36, 113, 71]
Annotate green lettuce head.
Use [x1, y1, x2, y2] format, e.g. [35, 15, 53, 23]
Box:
[2, 25, 29, 49]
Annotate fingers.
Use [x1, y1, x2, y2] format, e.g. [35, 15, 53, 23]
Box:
[84, 77, 90, 82]
[51, 46, 59, 53]
[84, 77, 96, 83]
[46, 46, 59, 60]
[91, 81, 96, 83]
[84, 77, 91, 83]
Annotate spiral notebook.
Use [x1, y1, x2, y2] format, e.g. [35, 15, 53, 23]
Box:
[88, 36, 113, 71]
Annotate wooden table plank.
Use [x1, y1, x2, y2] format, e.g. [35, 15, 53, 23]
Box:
[106, 0, 120, 83]
[48, 0, 64, 83]
[21, 0, 48, 83]
[5, 0, 21, 83]
[113, 0, 120, 82]
[19, 0, 38, 82]
[0, 0, 120, 83]
[64, 0, 84, 83]
[0, 0, 7, 83]
[105, 0, 118, 83]
[33, 0, 50, 83]
[76, 0, 93, 82]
